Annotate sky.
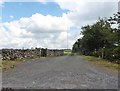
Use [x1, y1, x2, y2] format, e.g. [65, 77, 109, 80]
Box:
[0, 0, 119, 49]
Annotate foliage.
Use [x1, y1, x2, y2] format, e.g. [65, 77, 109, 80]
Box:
[72, 13, 120, 62]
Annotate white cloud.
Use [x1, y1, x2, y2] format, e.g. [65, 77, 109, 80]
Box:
[54, 1, 118, 28]
[10, 15, 14, 19]
[0, 1, 118, 49]
[0, 13, 74, 49]
[0, 0, 4, 8]
[2, 13, 72, 34]
[26, 13, 72, 33]
[0, 0, 3, 4]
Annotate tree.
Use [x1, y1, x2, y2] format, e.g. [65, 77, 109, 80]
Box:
[72, 13, 119, 62]
[107, 12, 120, 60]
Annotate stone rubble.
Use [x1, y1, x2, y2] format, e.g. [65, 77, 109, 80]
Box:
[1, 48, 64, 61]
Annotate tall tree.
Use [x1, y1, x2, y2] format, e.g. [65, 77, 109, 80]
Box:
[72, 13, 120, 61]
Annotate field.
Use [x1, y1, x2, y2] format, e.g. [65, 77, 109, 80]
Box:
[64, 50, 72, 55]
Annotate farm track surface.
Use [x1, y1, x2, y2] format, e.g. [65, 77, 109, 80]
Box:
[2, 56, 119, 89]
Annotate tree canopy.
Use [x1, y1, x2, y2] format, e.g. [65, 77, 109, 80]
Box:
[72, 13, 120, 62]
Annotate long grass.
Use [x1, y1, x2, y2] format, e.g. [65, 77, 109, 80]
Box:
[82, 56, 119, 70]
[1, 56, 42, 72]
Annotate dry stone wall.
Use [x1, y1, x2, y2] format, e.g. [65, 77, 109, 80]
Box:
[1, 48, 64, 61]
[47, 49, 63, 57]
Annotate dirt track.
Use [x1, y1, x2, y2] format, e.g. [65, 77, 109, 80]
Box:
[2, 56, 118, 89]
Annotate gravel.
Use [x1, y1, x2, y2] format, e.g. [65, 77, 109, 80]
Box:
[2, 56, 119, 89]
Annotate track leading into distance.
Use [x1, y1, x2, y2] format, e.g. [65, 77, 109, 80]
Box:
[2, 56, 118, 89]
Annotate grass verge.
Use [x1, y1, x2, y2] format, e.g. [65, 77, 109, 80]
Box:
[1, 56, 42, 72]
[82, 55, 120, 70]
[2, 60, 19, 72]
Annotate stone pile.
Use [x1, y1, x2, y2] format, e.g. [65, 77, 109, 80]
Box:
[1, 48, 64, 61]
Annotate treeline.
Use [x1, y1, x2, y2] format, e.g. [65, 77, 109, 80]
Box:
[72, 12, 120, 63]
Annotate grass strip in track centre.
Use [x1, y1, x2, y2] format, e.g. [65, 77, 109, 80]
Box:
[82, 55, 120, 70]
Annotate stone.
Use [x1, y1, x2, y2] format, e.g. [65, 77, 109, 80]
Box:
[1, 48, 64, 61]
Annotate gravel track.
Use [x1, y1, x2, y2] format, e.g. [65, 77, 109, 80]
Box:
[2, 56, 119, 89]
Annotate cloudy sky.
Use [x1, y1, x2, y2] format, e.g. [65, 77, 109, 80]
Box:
[0, 0, 118, 49]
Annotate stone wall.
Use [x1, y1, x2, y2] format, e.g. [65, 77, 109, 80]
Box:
[47, 49, 64, 57]
[1, 48, 64, 61]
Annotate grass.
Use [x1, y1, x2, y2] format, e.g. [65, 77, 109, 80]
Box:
[1, 56, 42, 72]
[64, 50, 72, 55]
[82, 55, 119, 70]
[2, 60, 18, 71]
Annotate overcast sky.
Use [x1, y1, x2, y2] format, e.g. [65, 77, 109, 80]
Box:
[0, 0, 118, 49]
